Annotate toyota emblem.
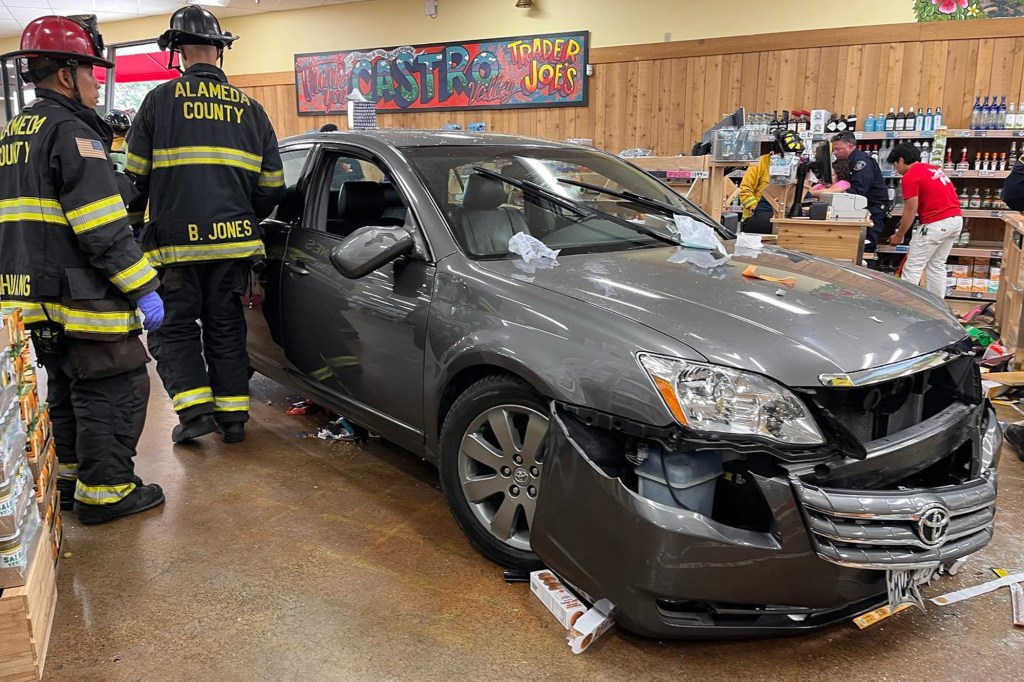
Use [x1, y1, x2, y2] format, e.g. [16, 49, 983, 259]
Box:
[916, 505, 951, 546]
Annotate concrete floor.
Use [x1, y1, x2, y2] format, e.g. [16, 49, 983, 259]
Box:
[43, 368, 1024, 682]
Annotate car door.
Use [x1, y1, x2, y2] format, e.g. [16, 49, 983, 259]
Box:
[246, 145, 315, 376]
[279, 146, 434, 448]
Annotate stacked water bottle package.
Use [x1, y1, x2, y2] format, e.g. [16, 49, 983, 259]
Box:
[0, 309, 60, 589]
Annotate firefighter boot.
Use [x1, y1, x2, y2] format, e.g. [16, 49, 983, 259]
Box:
[57, 479, 76, 511]
[75, 483, 166, 525]
[172, 414, 219, 443]
[220, 422, 245, 444]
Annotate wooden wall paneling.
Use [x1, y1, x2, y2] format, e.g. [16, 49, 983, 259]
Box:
[882, 43, 904, 112]
[801, 48, 821, 110]
[832, 46, 851, 116]
[690, 57, 708, 148]
[925, 41, 949, 113]
[624, 61, 642, 149]
[944, 39, 973, 129]
[973, 39, 996, 103]
[703, 55, 724, 129]
[723, 53, 742, 123]
[665, 58, 688, 154]
[763, 50, 782, 113]
[899, 42, 923, 112]
[842, 46, 864, 116]
[790, 49, 809, 108]
[815, 47, 840, 112]
[1011, 38, 1024, 107]
[854, 44, 881, 116]
[987, 38, 1017, 105]
[753, 50, 770, 112]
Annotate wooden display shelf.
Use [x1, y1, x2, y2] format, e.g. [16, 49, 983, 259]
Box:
[882, 170, 1012, 179]
[0, 529, 58, 682]
[875, 244, 1004, 258]
[891, 208, 1011, 218]
[947, 291, 998, 301]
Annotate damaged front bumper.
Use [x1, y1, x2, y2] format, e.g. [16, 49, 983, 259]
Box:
[531, 400, 1000, 639]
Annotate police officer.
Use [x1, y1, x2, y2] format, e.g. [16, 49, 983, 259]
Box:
[0, 15, 166, 524]
[831, 131, 888, 250]
[125, 6, 285, 444]
[1002, 153, 1024, 212]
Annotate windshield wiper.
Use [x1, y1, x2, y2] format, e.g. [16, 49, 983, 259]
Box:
[556, 177, 732, 238]
[470, 166, 680, 247]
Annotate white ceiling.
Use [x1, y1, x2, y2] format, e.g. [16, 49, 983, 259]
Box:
[0, 0, 368, 38]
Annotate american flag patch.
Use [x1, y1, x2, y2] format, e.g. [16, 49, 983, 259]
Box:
[75, 137, 106, 159]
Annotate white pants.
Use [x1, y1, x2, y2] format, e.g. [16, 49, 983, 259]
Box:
[901, 216, 963, 299]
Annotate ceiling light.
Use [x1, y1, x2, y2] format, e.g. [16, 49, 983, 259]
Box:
[516, 0, 534, 7]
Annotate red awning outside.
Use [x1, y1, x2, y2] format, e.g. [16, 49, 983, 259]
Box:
[95, 51, 177, 84]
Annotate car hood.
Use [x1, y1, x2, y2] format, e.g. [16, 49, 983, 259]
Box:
[475, 245, 966, 387]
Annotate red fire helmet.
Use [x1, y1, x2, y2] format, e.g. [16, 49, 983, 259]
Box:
[1, 15, 114, 68]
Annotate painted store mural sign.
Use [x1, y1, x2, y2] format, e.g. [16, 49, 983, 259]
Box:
[294, 31, 589, 114]
[915, 0, 1024, 20]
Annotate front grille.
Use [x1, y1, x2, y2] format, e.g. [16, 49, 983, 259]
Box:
[810, 355, 979, 444]
[792, 475, 997, 569]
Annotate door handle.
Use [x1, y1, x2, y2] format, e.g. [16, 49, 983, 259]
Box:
[286, 260, 310, 276]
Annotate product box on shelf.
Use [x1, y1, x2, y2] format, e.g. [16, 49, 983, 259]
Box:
[956, 277, 974, 292]
[972, 278, 991, 293]
[0, 459, 32, 540]
[991, 266, 1002, 282]
[952, 263, 972, 278]
[972, 261, 991, 278]
[0, 497, 41, 590]
[989, 279, 1000, 294]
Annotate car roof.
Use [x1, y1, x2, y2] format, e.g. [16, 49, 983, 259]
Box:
[280, 129, 585, 150]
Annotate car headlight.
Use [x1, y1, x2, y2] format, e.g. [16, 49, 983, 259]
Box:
[638, 353, 824, 445]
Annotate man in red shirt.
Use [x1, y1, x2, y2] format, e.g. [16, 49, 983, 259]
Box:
[887, 142, 963, 298]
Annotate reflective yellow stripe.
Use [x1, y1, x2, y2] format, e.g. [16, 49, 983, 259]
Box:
[152, 146, 262, 173]
[740, 196, 758, 208]
[213, 395, 249, 412]
[75, 480, 136, 505]
[111, 256, 158, 294]
[66, 195, 128, 235]
[1, 300, 142, 334]
[127, 210, 145, 224]
[0, 197, 68, 225]
[144, 239, 265, 266]
[258, 169, 284, 188]
[58, 463, 78, 481]
[172, 387, 213, 411]
[310, 366, 332, 381]
[125, 151, 151, 175]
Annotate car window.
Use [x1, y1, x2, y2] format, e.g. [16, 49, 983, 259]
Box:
[404, 145, 709, 259]
[268, 147, 311, 223]
[316, 152, 409, 238]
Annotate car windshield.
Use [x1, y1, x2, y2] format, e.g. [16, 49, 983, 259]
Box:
[402, 144, 718, 259]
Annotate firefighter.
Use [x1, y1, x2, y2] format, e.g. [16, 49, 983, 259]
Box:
[125, 5, 285, 444]
[0, 15, 166, 524]
[103, 109, 131, 172]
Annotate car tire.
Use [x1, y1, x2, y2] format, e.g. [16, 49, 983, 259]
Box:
[439, 374, 549, 571]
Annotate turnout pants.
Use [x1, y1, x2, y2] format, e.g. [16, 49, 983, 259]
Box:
[35, 334, 150, 506]
[147, 260, 250, 425]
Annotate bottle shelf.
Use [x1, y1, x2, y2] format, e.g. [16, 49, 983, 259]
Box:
[890, 208, 1012, 218]
[758, 129, 1024, 142]
[881, 170, 1011, 179]
[946, 291, 997, 301]
[875, 245, 1004, 258]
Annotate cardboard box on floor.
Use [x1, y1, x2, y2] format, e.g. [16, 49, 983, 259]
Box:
[530, 570, 616, 654]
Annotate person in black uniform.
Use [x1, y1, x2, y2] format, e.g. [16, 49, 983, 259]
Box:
[832, 131, 888, 250]
[0, 15, 166, 524]
[125, 6, 285, 445]
[1000, 157, 1024, 462]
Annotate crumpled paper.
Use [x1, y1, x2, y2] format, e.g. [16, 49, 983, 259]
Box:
[508, 232, 560, 264]
[734, 232, 766, 258]
[667, 249, 731, 269]
[671, 215, 721, 251]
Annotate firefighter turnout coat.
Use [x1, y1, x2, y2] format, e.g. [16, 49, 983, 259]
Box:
[0, 89, 159, 339]
[125, 63, 285, 266]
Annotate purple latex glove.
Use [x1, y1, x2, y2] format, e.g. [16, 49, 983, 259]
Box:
[137, 291, 164, 331]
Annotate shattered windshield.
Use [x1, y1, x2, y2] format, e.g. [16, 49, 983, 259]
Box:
[403, 145, 715, 259]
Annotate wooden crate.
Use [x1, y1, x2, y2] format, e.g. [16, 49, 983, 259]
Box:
[0, 528, 58, 682]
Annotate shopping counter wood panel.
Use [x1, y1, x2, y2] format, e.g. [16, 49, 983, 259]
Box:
[771, 218, 870, 264]
[234, 18, 1024, 154]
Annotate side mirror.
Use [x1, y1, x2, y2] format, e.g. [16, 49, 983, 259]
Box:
[329, 225, 415, 279]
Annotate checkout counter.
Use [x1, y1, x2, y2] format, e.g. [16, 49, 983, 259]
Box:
[759, 185, 873, 263]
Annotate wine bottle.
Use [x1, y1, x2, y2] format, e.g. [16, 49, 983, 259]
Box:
[847, 107, 857, 132]
[969, 187, 982, 209]
[971, 96, 983, 130]
[974, 152, 982, 171]
[885, 107, 896, 131]
[959, 186, 970, 209]
[981, 188, 993, 210]
[895, 107, 906, 131]
[944, 148, 955, 171]
[983, 152, 991, 171]
[999, 96, 1008, 130]
[957, 147, 969, 171]
[1000, 152, 1008, 172]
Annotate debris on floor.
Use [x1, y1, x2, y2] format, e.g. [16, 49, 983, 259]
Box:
[286, 399, 322, 416]
[530, 569, 615, 654]
[852, 603, 914, 630]
[316, 417, 368, 443]
[930, 571, 1024, 606]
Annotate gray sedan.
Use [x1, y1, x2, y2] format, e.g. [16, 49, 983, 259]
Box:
[246, 131, 1000, 638]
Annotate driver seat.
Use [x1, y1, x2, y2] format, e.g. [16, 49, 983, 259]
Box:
[455, 175, 528, 256]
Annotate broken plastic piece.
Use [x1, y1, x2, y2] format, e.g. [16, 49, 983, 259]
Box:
[742, 265, 797, 286]
[671, 214, 720, 251]
[930, 571, 1024, 606]
[287, 399, 322, 416]
[316, 416, 368, 442]
[852, 603, 913, 630]
[734, 232, 765, 255]
[1011, 583, 1024, 626]
[667, 248, 730, 269]
[508, 232, 560, 264]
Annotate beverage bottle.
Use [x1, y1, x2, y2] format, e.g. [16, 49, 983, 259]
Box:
[959, 186, 970, 208]
[959, 146, 969, 170]
[870, 145, 879, 163]
[826, 113, 838, 133]
[969, 187, 982, 209]
[1012, 141, 1019, 167]
[1000, 152, 1008, 171]
[981, 188, 993, 210]
[915, 108, 925, 132]
[960, 222, 971, 246]
[922, 140, 932, 160]
[885, 107, 897, 131]
[971, 96, 982, 129]
[974, 152, 982, 171]
[934, 106, 944, 129]
[944, 148, 955, 171]
[982, 95, 993, 129]
[864, 113, 876, 132]
[895, 107, 906, 131]
[835, 111, 848, 132]
[999, 96, 1008, 129]
[1007, 102, 1017, 130]
[983, 152, 991, 171]
[905, 107, 916, 132]
[924, 107, 934, 132]
[847, 107, 857, 132]
[771, 110, 780, 132]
